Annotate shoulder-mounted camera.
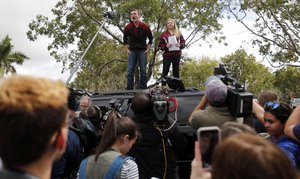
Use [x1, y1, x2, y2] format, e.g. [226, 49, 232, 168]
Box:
[149, 86, 169, 123]
[214, 64, 253, 117]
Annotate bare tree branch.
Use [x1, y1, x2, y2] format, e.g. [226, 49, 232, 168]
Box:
[257, 11, 291, 50]
[78, 0, 123, 44]
[97, 59, 126, 76]
[268, 7, 299, 55]
[228, 5, 287, 51]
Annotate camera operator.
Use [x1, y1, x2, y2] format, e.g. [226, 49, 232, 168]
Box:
[189, 79, 237, 130]
[128, 92, 186, 179]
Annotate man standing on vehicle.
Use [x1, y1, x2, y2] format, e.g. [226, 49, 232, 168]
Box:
[123, 9, 153, 90]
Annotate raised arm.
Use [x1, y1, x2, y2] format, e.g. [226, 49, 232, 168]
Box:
[252, 100, 265, 125]
[284, 105, 300, 141]
[188, 95, 208, 124]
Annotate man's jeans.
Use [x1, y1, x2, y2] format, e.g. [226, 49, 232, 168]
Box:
[127, 50, 147, 89]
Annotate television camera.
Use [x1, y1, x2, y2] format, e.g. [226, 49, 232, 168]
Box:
[214, 64, 253, 117]
[102, 98, 126, 121]
[149, 85, 170, 123]
[97, 86, 171, 128]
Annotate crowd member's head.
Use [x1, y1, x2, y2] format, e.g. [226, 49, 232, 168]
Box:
[258, 90, 278, 106]
[264, 102, 293, 139]
[205, 80, 227, 107]
[95, 111, 138, 159]
[212, 133, 298, 179]
[79, 95, 91, 112]
[0, 75, 69, 176]
[87, 105, 102, 131]
[221, 122, 257, 140]
[79, 108, 89, 119]
[130, 92, 152, 118]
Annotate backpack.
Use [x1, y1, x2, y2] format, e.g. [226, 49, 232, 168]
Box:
[79, 155, 132, 179]
[70, 117, 98, 158]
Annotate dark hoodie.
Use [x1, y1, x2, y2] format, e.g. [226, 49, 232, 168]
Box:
[128, 114, 186, 179]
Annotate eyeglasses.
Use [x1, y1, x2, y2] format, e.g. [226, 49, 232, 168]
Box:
[264, 102, 280, 110]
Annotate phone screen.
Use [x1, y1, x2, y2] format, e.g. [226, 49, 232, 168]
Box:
[197, 127, 220, 167]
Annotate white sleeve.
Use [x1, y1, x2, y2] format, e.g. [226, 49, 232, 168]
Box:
[120, 158, 139, 179]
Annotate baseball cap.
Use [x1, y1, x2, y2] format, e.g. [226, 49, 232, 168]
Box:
[205, 77, 227, 106]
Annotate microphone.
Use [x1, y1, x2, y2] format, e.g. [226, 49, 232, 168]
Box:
[103, 11, 116, 19]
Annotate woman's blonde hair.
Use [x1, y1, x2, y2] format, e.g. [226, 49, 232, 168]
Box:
[165, 18, 181, 38]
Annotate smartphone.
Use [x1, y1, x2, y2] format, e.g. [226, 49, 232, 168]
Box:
[197, 126, 221, 166]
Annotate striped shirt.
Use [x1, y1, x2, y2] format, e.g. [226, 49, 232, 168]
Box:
[120, 158, 139, 179]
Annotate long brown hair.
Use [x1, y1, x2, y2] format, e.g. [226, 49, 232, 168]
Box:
[212, 133, 298, 179]
[95, 111, 137, 160]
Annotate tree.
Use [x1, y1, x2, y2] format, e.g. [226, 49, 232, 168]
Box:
[69, 37, 128, 91]
[220, 49, 274, 96]
[0, 35, 28, 77]
[225, 0, 300, 66]
[27, 0, 225, 90]
[274, 66, 300, 100]
[180, 57, 219, 90]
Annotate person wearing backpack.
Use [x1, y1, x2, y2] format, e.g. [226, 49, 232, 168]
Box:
[79, 111, 139, 179]
[52, 89, 99, 179]
[51, 88, 82, 179]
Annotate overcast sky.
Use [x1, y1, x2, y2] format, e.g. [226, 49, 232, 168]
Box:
[0, 0, 259, 83]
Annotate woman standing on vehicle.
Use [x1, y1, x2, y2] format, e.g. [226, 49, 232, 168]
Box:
[158, 18, 185, 79]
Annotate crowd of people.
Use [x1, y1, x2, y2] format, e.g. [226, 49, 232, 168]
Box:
[2, 74, 300, 179]
[1, 8, 300, 179]
[189, 78, 300, 178]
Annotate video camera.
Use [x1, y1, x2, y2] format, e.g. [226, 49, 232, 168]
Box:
[214, 64, 253, 117]
[102, 98, 125, 121]
[149, 86, 169, 123]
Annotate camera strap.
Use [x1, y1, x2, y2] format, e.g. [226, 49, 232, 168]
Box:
[153, 122, 168, 179]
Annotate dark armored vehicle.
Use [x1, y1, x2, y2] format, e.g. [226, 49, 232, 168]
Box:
[89, 87, 204, 178]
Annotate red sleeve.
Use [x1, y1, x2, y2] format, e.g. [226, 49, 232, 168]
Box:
[123, 23, 131, 45]
[139, 22, 153, 44]
[158, 32, 167, 50]
[179, 34, 185, 49]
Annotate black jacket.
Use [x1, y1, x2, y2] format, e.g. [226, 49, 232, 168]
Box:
[128, 114, 186, 179]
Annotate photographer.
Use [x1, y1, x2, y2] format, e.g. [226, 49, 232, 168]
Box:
[189, 79, 237, 130]
[128, 92, 186, 179]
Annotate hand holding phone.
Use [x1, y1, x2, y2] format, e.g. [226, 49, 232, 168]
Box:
[197, 126, 221, 166]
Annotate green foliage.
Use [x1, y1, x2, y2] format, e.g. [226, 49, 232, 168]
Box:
[274, 66, 300, 99]
[0, 35, 29, 75]
[180, 57, 219, 90]
[220, 49, 274, 96]
[0, 68, 4, 78]
[70, 37, 127, 91]
[27, 0, 225, 90]
[226, 0, 300, 65]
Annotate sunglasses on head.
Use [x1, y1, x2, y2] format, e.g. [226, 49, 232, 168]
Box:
[264, 101, 280, 110]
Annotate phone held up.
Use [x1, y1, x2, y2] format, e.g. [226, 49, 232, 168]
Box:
[197, 126, 221, 168]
